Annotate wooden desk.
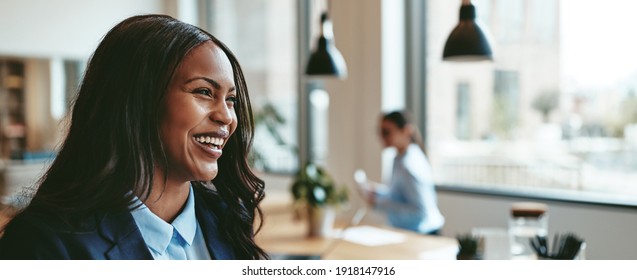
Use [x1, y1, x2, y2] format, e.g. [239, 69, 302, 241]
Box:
[255, 192, 458, 260]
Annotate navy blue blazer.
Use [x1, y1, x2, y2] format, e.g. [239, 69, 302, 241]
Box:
[0, 186, 235, 259]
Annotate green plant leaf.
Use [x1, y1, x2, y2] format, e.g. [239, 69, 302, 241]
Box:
[311, 186, 327, 205]
[290, 162, 349, 207]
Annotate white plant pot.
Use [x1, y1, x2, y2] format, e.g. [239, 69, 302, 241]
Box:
[307, 206, 335, 237]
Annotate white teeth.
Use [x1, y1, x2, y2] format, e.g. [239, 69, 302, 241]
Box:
[193, 136, 224, 147]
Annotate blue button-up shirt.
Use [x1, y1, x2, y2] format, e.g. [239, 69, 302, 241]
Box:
[130, 185, 211, 260]
[375, 144, 445, 234]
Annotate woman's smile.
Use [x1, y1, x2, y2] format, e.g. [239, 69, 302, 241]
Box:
[191, 133, 228, 159]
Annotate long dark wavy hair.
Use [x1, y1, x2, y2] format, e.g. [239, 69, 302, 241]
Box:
[10, 14, 267, 259]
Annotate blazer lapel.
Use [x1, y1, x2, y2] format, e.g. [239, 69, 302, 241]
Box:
[194, 187, 235, 259]
[97, 211, 153, 260]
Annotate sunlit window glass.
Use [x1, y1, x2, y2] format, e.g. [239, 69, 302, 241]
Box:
[428, 0, 637, 197]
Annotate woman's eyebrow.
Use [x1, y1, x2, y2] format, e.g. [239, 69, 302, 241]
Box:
[186, 77, 235, 92]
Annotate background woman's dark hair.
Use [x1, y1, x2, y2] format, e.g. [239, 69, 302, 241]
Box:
[14, 14, 266, 259]
[382, 110, 426, 154]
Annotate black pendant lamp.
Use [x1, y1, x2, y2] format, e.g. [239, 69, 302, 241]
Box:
[443, 0, 493, 61]
[306, 12, 347, 78]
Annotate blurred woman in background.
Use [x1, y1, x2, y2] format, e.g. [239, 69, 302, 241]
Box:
[359, 110, 444, 235]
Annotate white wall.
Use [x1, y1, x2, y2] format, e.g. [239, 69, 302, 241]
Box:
[323, 0, 384, 192]
[438, 190, 637, 260]
[0, 0, 168, 59]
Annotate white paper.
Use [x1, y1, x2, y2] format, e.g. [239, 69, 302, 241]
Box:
[339, 226, 407, 247]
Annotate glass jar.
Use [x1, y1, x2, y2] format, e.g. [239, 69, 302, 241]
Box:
[508, 202, 548, 259]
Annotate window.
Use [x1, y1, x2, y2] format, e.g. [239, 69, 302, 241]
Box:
[492, 70, 520, 137]
[204, 0, 299, 173]
[456, 83, 471, 140]
[426, 0, 637, 200]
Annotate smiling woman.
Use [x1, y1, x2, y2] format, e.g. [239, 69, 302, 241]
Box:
[159, 42, 237, 187]
[0, 14, 267, 260]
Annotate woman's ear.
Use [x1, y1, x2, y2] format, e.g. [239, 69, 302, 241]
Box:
[403, 124, 415, 137]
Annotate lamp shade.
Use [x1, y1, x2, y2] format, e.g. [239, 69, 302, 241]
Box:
[443, 3, 493, 61]
[306, 12, 347, 78]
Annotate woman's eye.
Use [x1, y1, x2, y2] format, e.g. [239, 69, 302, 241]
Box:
[194, 88, 212, 96]
[227, 96, 237, 106]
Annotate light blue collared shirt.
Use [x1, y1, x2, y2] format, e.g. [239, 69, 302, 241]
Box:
[130, 185, 211, 260]
[375, 144, 445, 234]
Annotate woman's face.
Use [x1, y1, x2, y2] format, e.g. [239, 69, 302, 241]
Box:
[159, 41, 238, 183]
[379, 119, 410, 149]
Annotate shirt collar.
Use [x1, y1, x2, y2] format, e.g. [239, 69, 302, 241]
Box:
[130, 184, 198, 254]
[172, 185, 197, 246]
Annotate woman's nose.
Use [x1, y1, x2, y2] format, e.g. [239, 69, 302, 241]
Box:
[210, 101, 233, 125]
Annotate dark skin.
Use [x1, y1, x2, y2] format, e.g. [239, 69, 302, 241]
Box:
[146, 42, 238, 223]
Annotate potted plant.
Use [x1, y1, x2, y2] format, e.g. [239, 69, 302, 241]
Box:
[456, 234, 484, 260]
[290, 162, 348, 237]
